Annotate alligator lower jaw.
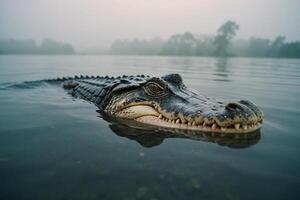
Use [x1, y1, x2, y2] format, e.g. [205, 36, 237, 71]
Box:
[135, 116, 262, 134]
[116, 105, 262, 134]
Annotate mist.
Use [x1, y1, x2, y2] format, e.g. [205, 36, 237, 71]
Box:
[0, 0, 299, 50]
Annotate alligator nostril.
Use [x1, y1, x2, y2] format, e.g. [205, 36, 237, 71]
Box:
[238, 100, 264, 119]
[225, 103, 241, 111]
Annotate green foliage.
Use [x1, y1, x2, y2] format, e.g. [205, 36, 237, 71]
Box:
[110, 20, 300, 58]
[280, 41, 300, 58]
[214, 20, 240, 57]
[160, 32, 197, 56]
[247, 37, 271, 57]
[111, 33, 300, 58]
[231, 36, 300, 58]
[111, 38, 163, 55]
[39, 39, 75, 54]
[0, 39, 38, 54]
[0, 38, 75, 54]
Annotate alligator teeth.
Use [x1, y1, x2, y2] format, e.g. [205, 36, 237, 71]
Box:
[194, 116, 204, 125]
[152, 112, 260, 132]
[212, 124, 217, 130]
[178, 114, 186, 124]
[204, 117, 211, 124]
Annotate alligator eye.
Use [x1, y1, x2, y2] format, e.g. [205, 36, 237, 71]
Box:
[143, 82, 166, 97]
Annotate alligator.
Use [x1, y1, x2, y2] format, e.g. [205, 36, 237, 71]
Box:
[51, 73, 263, 134]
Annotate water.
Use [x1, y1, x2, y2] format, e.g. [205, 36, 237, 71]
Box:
[0, 55, 299, 200]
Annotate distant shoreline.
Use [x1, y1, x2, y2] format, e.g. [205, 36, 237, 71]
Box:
[0, 53, 299, 59]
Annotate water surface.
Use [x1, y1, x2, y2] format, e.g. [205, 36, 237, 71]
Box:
[0, 55, 299, 200]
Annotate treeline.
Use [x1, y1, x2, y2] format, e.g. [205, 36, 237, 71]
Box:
[110, 34, 300, 58]
[233, 37, 300, 58]
[0, 38, 75, 54]
[110, 21, 300, 58]
[111, 37, 163, 55]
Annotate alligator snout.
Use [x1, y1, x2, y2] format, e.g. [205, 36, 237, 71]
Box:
[238, 100, 264, 121]
[158, 97, 263, 131]
[226, 100, 263, 120]
[214, 100, 263, 128]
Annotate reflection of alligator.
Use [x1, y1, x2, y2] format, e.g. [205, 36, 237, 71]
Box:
[103, 115, 261, 149]
[56, 73, 263, 134]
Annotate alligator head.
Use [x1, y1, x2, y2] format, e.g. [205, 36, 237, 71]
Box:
[102, 74, 263, 133]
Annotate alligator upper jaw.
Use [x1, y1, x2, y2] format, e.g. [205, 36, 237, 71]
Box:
[116, 105, 262, 134]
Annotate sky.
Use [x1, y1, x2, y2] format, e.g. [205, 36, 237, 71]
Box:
[0, 0, 299, 50]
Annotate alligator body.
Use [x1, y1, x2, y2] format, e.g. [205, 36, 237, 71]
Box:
[56, 73, 263, 134]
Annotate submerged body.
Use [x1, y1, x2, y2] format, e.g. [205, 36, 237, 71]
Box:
[58, 74, 263, 134]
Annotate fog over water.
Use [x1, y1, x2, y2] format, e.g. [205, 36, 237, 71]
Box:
[0, 0, 299, 50]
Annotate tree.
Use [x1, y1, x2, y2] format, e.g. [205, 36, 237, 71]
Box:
[110, 38, 163, 55]
[247, 37, 270, 57]
[160, 32, 197, 56]
[214, 20, 240, 57]
[268, 36, 285, 57]
[280, 41, 300, 58]
[39, 39, 75, 54]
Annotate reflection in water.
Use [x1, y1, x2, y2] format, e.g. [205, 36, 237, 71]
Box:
[213, 58, 230, 81]
[101, 113, 261, 149]
[167, 57, 194, 71]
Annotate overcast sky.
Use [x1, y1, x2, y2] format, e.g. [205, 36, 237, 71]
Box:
[0, 0, 299, 50]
